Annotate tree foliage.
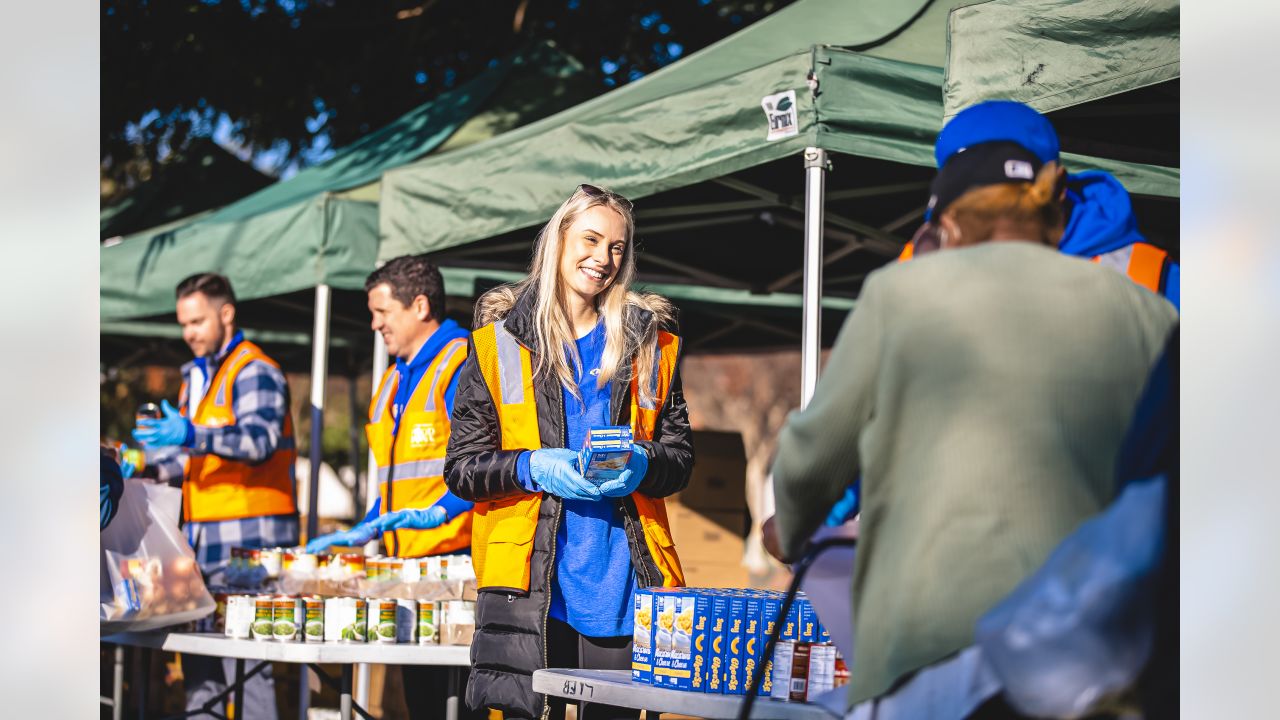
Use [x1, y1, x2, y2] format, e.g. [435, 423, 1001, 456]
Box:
[102, 0, 793, 194]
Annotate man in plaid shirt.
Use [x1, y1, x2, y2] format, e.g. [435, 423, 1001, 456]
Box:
[134, 272, 296, 720]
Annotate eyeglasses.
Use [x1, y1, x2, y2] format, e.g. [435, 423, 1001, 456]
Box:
[578, 183, 633, 211]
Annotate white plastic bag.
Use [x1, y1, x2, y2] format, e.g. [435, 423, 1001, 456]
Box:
[100, 480, 215, 634]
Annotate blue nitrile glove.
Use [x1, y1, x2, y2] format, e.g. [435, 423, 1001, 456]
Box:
[369, 506, 448, 532]
[529, 448, 601, 501]
[132, 399, 194, 448]
[599, 444, 649, 497]
[305, 523, 379, 553]
[824, 482, 860, 526]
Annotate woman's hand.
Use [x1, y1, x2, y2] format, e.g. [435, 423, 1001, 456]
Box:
[598, 444, 648, 497]
[530, 448, 601, 501]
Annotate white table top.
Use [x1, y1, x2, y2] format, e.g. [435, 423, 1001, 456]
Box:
[532, 668, 839, 719]
[103, 631, 471, 666]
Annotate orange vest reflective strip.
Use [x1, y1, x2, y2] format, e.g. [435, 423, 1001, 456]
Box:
[184, 341, 298, 523]
[469, 320, 685, 592]
[1092, 242, 1169, 295]
[367, 337, 471, 558]
[897, 242, 915, 263]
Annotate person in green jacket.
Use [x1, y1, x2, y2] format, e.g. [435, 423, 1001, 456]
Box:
[771, 142, 1177, 717]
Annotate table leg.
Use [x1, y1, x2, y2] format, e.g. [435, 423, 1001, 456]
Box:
[233, 658, 246, 720]
[340, 664, 353, 720]
[112, 645, 124, 720]
[134, 647, 149, 720]
[354, 662, 370, 711]
[297, 664, 310, 720]
[446, 666, 461, 720]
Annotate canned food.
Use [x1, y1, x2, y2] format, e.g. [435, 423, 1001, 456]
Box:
[259, 549, 283, 579]
[136, 402, 163, 420]
[399, 557, 422, 583]
[384, 558, 404, 582]
[366, 558, 384, 582]
[225, 595, 254, 639]
[304, 597, 325, 643]
[418, 601, 439, 644]
[337, 553, 365, 575]
[324, 597, 367, 643]
[372, 599, 398, 644]
[252, 595, 275, 641]
[273, 596, 303, 641]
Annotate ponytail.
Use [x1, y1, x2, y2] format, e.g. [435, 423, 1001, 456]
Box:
[944, 162, 1066, 246]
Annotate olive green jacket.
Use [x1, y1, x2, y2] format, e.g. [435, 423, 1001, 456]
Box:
[772, 242, 1177, 707]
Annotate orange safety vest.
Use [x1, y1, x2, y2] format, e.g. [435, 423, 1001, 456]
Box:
[367, 337, 472, 558]
[900, 239, 1172, 295]
[468, 319, 686, 592]
[1092, 242, 1171, 295]
[182, 340, 298, 523]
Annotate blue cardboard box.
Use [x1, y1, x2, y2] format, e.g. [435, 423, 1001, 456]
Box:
[705, 591, 730, 694]
[724, 592, 748, 695]
[757, 592, 783, 696]
[652, 589, 696, 690]
[631, 588, 654, 684]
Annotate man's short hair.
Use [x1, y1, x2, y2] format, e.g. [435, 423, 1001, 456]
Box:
[365, 255, 446, 321]
[176, 272, 237, 306]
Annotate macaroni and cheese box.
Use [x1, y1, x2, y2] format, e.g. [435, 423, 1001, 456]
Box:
[782, 598, 800, 642]
[798, 596, 818, 643]
[578, 426, 633, 484]
[652, 589, 696, 690]
[704, 591, 730, 694]
[742, 593, 763, 695]
[631, 588, 655, 684]
[757, 592, 783, 696]
[689, 591, 715, 692]
[723, 592, 748, 695]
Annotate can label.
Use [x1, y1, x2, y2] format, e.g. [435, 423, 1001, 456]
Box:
[273, 596, 301, 641]
[252, 596, 275, 641]
[374, 599, 398, 643]
[304, 597, 325, 642]
[418, 601, 438, 644]
[225, 595, 254, 639]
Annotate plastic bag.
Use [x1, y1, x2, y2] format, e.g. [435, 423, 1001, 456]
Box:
[975, 475, 1167, 718]
[100, 480, 215, 634]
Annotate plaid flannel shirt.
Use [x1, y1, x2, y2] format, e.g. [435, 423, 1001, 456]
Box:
[150, 335, 299, 573]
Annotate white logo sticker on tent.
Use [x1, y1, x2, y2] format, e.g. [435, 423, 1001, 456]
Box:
[761, 90, 799, 141]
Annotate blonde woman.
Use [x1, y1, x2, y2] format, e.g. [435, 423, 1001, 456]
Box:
[444, 184, 692, 720]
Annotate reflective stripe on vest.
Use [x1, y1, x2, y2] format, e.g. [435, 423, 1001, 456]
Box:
[368, 337, 470, 558]
[1093, 242, 1169, 295]
[183, 340, 298, 523]
[469, 321, 685, 592]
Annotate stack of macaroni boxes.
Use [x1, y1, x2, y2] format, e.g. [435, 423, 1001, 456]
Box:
[579, 426, 633, 483]
[631, 588, 841, 703]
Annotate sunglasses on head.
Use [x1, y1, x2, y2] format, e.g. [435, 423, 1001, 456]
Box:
[578, 183, 633, 211]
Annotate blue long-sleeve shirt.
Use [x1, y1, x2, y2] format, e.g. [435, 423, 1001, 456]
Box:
[518, 321, 635, 638]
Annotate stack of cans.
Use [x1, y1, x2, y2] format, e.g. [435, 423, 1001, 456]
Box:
[631, 588, 846, 703]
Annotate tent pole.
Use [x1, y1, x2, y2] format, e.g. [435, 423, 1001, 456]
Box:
[367, 332, 389, 515]
[305, 283, 332, 542]
[801, 147, 828, 410]
[347, 365, 362, 522]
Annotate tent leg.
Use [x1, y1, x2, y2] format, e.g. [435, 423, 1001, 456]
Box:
[348, 366, 363, 522]
[801, 147, 829, 410]
[367, 332, 389, 515]
[306, 283, 332, 542]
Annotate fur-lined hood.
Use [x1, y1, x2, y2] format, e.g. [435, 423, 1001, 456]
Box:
[474, 282, 677, 353]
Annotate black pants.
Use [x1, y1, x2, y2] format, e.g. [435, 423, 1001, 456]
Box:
[545, 618, 639, 720]
[403, 665, 485, 720]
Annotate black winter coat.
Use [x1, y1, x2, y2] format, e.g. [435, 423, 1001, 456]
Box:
[444, 288, 694, 719]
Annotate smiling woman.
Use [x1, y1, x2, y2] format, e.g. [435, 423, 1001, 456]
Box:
[442, 184, 695, 719]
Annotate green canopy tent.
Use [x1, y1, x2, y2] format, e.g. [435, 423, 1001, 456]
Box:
[100, 40, 596, 539]
[379, 0, 1180, 408]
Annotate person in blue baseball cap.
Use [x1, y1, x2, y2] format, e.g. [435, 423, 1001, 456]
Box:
[906, 100, 1179, 310]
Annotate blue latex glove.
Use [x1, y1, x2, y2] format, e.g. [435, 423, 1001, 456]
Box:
[132, 399, 193, 448]
[530, 448, 601, 501]
[599, 444, 649, 497]
[369, 506, 448, 532]
[305, 523, 379, 553]
[824, 482, 860, 526]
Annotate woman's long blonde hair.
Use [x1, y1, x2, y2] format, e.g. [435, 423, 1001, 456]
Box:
[944, 162, 1067, 247]
[475, 185, 672, 403]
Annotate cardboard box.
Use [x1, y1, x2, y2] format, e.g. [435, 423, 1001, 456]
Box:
[724, 592, 748, 695]
[676, 431, 748, 513]
[652, 589, 696, 690]
[705, 591, 730, 694]
[631, 588, 654, 684]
